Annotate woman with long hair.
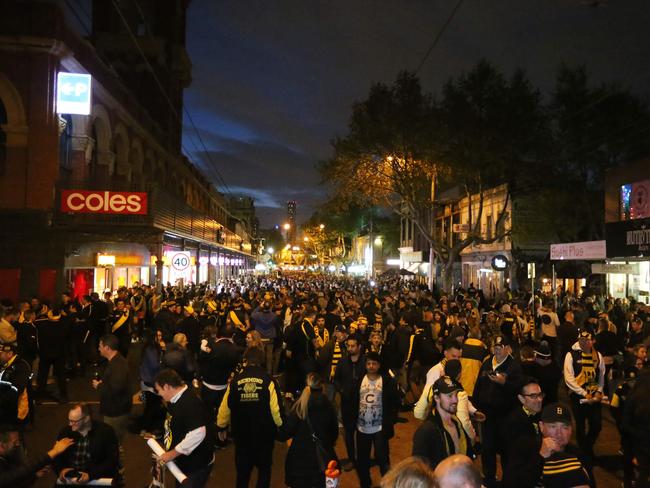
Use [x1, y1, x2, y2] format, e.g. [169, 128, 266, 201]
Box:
[282, 372, 339, 488]
[138, 328, 165, 434]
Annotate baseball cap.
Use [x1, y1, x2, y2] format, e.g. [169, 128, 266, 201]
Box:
[541, 403, 573, 425]
[492, 335, 512, 348]
[334, 324, 348, 333]
[577, 328, 594, 339]
[432, 375, 463, 395]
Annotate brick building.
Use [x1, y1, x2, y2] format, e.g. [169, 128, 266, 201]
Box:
[0, 0, 253, 302]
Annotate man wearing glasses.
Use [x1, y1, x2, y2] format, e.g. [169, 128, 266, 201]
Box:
[501, 378, 544, 487]
[53, 403, 120, 485]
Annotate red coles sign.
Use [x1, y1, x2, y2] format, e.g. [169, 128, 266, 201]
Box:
[61, 190, 148, 215]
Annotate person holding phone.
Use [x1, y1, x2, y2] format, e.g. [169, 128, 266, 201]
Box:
[473, 335, 523, 488]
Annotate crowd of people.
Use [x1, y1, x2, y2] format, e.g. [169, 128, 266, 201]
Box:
[0, 273, 649, 487]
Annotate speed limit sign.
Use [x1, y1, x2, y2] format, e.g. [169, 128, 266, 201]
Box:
[170, 252, 191, 271]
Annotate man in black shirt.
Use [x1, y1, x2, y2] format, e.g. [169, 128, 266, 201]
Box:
[155, 369, 214, 488]
[93, 334, 132, 444]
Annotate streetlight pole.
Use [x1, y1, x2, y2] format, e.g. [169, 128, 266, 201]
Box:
[428, 174, 436, 292]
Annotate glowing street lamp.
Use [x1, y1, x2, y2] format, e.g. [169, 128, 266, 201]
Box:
[283, 223, 291, 230]
[266, 247, 274, 254]
[319, 224, 325, 230]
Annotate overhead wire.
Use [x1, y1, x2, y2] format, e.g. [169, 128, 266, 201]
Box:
[414, 0, 465, 75]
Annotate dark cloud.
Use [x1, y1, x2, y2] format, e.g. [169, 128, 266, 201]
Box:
[183, 0, 650, 226]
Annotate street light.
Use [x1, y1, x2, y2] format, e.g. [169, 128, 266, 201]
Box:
[319, 224, 325, 230]
[283, 223, 291, 230]
[266, 247, 274, 254]
[303, 236, 309, 242]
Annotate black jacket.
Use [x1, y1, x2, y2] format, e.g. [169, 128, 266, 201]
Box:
[98, 354, 132, 417]
[333, 353, 366, 428]
[473, 355, 523, 417]
[501, 406, 541, 488]
[162, 344, 197, 386]
[53, 420, 120, 481]
[217, 364, 284, 445]
[198, 338, 241, 386]
[34, 316, 68, 359]
[412, 409, 473, 468]
[349, 372, 400, 439]
[282, 394, 339, 487]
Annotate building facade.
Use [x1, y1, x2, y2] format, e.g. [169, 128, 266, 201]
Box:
[603, 157, 650, 303]
[0, 1, 253, 302]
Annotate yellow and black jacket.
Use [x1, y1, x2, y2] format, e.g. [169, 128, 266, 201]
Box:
[0, 354, 32, 425]
[217, 364, 283, 444]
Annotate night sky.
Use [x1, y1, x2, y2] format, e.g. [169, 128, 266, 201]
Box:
[182, 0, 650, 228]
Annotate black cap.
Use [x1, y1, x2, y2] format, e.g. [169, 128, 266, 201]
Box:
[432, 375, 463, 395]
[492, 335, 512, 347]
[534, 341, 552, 358]
[541, 402, 573, 425]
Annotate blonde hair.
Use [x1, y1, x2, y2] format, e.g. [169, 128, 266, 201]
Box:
[173, 333, 187, 347]
[246, 330, 263, 348]
[292, 372, 323, 420]
[380, 457, 437, 488]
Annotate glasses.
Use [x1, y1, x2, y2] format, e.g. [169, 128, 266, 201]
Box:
[68, 416, 87, 425]
[521, 392, 545, 400]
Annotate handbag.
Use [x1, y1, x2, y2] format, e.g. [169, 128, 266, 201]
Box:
[304, 412, 331, 472]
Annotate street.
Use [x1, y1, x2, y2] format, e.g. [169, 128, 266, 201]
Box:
[26, 350, 624, 488]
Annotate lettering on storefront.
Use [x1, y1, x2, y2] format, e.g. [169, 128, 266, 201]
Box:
[626, 228, 650, 250]
[606, 218, 650, 257]
[61, 190, 148, 215]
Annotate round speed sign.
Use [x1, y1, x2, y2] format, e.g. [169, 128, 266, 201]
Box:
[170, 252, 191, 271]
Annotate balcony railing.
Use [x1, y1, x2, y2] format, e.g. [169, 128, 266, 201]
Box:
[53, 179, 245, 252]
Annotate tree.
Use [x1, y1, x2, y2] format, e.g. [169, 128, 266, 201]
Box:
[545, 65, 650, 241]
[321, 65, 549, 291]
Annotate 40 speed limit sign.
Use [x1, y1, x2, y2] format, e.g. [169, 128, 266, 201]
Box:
[170, 252, 191, 271]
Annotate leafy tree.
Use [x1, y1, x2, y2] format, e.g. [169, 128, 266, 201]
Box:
[321, 64, 549, 291]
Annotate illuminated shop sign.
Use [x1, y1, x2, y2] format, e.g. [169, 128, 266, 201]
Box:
[491, 255, 509, 271]
[61, 190, 148, 215]
[57, 72, 92, 115]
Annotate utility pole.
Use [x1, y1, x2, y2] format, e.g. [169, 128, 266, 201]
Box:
[368, 208, 374, 280]
[428, 174, 436, 292]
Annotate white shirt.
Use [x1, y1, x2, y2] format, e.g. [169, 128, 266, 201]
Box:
[563, 343, 606, 397]
[357, 375, 383, 434]
[168, 386, 207, 455]
[413, 362, 445, 420]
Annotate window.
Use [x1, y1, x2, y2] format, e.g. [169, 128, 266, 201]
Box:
[59, 114, 73, 177]
[486, 214, 493, 240]
[0, 99, 6, 175]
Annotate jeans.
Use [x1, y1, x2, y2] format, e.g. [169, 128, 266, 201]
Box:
[481, 413, 507, 486]
[104, 414, 130, 444]
[235, 441, 274, 488]
[201, 385, 227, 420]
[37, 356, 67, 399]
[177, 462, 213, 488]
[356, 430, 389, 488]
[570, 393, 602, 458]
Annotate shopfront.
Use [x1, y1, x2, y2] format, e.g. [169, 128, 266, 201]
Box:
[461, 253, 511, 298]
[605, 217, 650, 304]
[64, 242, 152, 297]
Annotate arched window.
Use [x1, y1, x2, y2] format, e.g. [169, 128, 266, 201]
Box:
[58, 114, 73, 178]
